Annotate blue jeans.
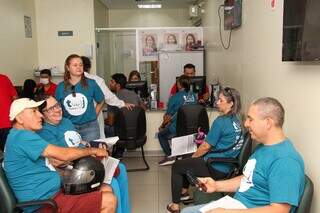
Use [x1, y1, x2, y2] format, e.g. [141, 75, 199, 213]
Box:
[181, 204, 206, 213]
[110, 163, 131, 213]
[75, 120, 100, 142]
[158, 128, 176, 156]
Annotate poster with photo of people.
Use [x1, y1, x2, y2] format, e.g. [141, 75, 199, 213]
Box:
[138, 28, 203, 62]
[139, 30, 160, 62]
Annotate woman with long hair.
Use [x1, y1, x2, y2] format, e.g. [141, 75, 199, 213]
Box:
[55, 54, 105, 142]
[166, 87, 243, 213]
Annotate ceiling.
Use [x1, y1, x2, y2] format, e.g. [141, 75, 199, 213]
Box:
[100, 0, 199, 9]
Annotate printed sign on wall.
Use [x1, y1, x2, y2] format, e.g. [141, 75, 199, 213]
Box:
[138, 28, 203, 62]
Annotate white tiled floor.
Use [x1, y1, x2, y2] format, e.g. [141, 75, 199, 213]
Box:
[122, 156, 172, 213]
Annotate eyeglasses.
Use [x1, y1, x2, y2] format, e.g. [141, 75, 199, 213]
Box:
[71, 85, 76, 97]
[43, 102, 61, 114]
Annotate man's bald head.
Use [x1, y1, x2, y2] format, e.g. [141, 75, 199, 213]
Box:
[252, 97, 285, 127]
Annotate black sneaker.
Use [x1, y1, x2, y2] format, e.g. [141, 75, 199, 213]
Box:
[180, 192, 190, 201]
[158, 157, 176, 166]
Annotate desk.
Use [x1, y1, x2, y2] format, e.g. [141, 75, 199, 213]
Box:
[144, 108, 220, 152]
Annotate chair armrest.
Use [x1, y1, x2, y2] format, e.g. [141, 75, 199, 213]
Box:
[206, 157, 238, 166]
[16, 199, 58, 213]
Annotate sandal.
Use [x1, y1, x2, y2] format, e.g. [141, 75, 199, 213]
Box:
[167, 203, 180, 213]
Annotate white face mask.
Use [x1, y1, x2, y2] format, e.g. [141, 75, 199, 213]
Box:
[40, 78, 49, 85]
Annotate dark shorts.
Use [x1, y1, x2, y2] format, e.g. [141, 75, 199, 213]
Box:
[39, 190, 102, 213]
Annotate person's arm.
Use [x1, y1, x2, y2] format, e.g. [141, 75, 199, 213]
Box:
[198, 175, 242, 193]
[206, 203, 291, 213]
[48, 158, 69, 167]
[201, 92, 210, 102]
[192, 141, 211, 157]
[42, 144, 107, 162]
[96, 101, 105, 116]
[100, 80, 126, 108]
[124, 102, 135, 110]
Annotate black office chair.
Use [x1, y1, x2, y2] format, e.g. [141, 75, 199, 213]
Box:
[193, 131, 253, 205]
[296, 175, 314, 213]
[0, 155, 57, 213]
[113, 106, 149, 172]
[176, 104, 209, 137]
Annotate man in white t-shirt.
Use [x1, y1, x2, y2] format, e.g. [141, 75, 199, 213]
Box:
[81, 56, 134, 138]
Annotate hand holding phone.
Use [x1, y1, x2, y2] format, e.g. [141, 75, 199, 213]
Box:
[186, 171, 207, 192]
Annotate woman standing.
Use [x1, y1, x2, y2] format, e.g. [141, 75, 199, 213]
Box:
[55, 54, 105, 141]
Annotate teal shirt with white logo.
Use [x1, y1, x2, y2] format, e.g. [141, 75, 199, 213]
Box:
[204, 114, 243, 173]
[166, 90, 197, 134]
[3, 129, 61, 212]
[234, 139, 305, 212]
[37, 118, 84, 148]
[55, 78, 104, 125]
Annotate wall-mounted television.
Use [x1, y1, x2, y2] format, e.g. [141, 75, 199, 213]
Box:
[282, 0, 320, 61]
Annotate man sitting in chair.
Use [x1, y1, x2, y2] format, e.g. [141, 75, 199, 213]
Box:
[181, 97, 305, 213]
[3, 98, 116, 213]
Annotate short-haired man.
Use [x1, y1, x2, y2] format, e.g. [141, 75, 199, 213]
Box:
[108, 73, 146, 158]
[169, 63, 209, 104]
[181, 97, 305, 213]
[3, 98, 116, 213]
[36, 69, 57, 96]
[109, 73, 143, 107]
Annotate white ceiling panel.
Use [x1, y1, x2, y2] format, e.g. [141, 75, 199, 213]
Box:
[100, 0, 199, 9]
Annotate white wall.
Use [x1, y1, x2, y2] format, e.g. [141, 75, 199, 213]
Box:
[0, 0, 38, 85]
[94, 0, 109, 79]
[94, 0, 108, 28]
[108, 8, 192, 27]
[202, 1, 319, 212]
[34, 0, 97, 75]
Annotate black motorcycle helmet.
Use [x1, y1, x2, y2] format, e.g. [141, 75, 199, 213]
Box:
[62, 156, 105, 195]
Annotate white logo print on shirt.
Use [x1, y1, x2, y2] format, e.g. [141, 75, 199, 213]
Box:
[64, 131, 82, 147]
[238, 159, 256, 192]
[63, 93, 88, 116]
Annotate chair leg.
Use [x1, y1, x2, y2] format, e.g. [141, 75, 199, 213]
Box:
[127, 146, 150, 172]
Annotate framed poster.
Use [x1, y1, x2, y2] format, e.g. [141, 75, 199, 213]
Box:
[24, 16, 32, 38]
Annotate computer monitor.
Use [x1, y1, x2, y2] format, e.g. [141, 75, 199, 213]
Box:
[175, 76, 206, 96]
[125, 81, 149, 98]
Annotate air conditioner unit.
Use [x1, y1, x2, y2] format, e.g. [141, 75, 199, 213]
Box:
[189, 5, 199, 17]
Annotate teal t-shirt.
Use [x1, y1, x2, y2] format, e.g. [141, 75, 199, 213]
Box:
[234, 139, 305, 212]
[3, 128, 61, 212]
[37, 118, 84, 148]
[167, 90, 197, 134]
[204, 114, 243, 173]
[55, 78, 104, 125]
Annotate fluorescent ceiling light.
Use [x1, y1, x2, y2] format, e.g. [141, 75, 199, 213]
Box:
[137, 4, 162, 9]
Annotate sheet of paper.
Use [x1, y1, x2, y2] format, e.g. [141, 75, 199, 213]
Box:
[102, 157, 120, 185]
[199, 195, 247, 213]
[170, 134, 197, 157]
[93, 136, 119, 147]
